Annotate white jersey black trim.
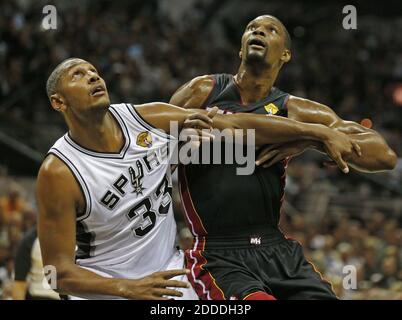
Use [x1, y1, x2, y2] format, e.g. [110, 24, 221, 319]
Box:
[75, 220, 95, 260]
[64, 106, 131, 159]
[48, 149, 92, 221]
[125, 103, 172, 140]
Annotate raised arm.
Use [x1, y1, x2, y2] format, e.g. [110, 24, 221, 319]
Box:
[286, 96, 397, 172]
[135, 102, 361, 172]
[36, 155, 189, 300]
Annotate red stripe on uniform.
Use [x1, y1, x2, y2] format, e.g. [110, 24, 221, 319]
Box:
[178, 166, 208, 236]
[279, 158, 288, 215]
[185, 238, 225, 300]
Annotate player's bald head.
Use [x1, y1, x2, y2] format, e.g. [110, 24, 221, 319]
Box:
[250, 15, 292, 50]
[46, 58, 88, 98]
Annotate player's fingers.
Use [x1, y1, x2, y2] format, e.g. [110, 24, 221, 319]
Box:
[332, 153, 349, 173]
[158, 269, 190, 279]
[153, 288, 184, 298]
[207, 106, 219, 119]
[152, 296, 172, 300]
[256, 149, 279, 166]
[352, 141, 362, 157]
[158, 280, 190, 288]
[187, 113, 213, 124]
[183, 119, 212, 130]
[258, 144, 277, 156]
[262, 153, 285, 168]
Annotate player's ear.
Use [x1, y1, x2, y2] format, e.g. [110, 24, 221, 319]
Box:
[50, 93, 67, 112]
[280, 49, 291, 63]
[239, 50, 242, 60]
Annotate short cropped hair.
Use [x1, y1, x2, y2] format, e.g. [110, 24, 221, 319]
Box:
[46, 58, 87, 98]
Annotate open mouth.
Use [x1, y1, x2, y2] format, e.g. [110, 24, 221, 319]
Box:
[90, 85, 106, 97]
[248, 38, 266, 49]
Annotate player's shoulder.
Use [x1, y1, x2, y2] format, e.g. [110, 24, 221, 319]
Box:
[177, 74, 215, 97]
[286, 95, 335, 113]
[187, 74, 215, 90]
[37, 153, 74, 184]
[171, 75, 215, 108]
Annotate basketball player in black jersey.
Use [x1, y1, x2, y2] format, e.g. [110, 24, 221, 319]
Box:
[37, 58, 359, 300]
[170, 15, 397, 300]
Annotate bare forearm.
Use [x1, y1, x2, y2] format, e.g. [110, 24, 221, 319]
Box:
[55, 264, 125, 298]
[221, 113, 333, 146]
[137, 103, 334, 146]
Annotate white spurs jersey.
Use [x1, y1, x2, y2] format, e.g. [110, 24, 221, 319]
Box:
[47, 103, 190, 299]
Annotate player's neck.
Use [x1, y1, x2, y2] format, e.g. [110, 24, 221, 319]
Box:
[67, 110, 123, 153]
[235, 64, 279, 104]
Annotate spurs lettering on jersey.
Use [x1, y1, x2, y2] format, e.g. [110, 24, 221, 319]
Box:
[99, 149, 167, 210]
[99, 151, 173, 238]
[47, 104, 182, 293]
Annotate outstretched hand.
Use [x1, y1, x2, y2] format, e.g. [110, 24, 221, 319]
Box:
[119, 269, 191, 300]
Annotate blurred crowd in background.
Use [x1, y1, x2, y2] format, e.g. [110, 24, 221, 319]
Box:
[0, 0, 401, 299]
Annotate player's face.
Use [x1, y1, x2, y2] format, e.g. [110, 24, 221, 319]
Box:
[59, 63, 110, 113]
[240, 16, 289, 67]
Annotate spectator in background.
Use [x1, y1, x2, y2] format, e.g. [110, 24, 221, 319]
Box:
[0, 183, 28, 226]
[0, 0, 401, 300]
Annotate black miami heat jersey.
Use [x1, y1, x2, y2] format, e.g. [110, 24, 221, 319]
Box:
[179, 74, 290, 237]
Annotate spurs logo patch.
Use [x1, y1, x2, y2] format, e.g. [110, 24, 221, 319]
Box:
[129, 161, 145, 196]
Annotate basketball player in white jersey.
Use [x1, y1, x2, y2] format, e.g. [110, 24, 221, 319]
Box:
[36, 58, 361, 300]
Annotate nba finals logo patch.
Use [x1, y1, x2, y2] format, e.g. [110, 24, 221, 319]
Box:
[264, 103, 279, 115]
[136, 131, 152, 148]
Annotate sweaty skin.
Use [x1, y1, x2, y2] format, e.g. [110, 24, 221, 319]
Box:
[38, 60, 358, 300]
[170, 15, 397, 173]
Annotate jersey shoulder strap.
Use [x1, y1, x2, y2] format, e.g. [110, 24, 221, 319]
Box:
[201, 74, 233, 108]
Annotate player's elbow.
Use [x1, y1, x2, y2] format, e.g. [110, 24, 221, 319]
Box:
[370, 148, 398, 172]
[381, 148, 398, 170]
